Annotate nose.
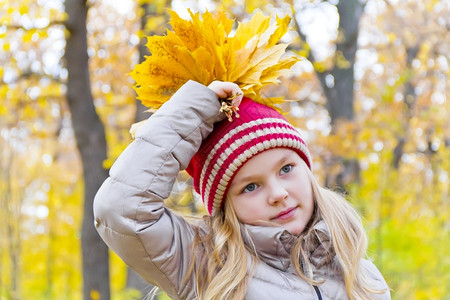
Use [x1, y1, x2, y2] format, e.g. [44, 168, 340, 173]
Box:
[267, 180, 288, 205]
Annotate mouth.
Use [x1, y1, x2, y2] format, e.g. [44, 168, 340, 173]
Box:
[272, 207, 297, 220]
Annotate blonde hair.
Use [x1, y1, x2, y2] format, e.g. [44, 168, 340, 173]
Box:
[294, 160, 386, 299]
[187, 159, 385, 300]
[187, 199, 255, 300]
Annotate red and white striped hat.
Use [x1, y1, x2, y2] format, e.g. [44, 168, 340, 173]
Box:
[186, 97, 312, 215]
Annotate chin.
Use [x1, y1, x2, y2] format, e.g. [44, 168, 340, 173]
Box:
[286, 227, 304, 235]
[286, 222, 308, 235]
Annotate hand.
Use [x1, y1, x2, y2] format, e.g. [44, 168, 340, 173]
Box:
[208, 81, 243, 107]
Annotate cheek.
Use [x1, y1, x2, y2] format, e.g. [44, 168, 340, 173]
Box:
[304, 187, 313, 206]
[295, 171, 313, 203]
[304, 189, 315, 220]
[303, 189, 314, 213]
[231, 196, 265, 223]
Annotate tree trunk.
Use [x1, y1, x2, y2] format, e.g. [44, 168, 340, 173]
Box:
[1, 149, 17, 299]
[134, 1, 152, 124]
[2, 144, 22, 300]
[322, 0, 364, 124]
[293, 0, 365, 190]
[392, 45, 420, 169]
[64, 0, 110, 299]
[294, 0, 364, 125]
[126, 269, 149, 298]
[323, 0, 364, 190]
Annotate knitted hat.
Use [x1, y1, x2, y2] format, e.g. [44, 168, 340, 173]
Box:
[186, 97, 312, 215]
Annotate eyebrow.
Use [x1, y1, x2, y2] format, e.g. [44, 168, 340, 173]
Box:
[231, 152, 293, 189]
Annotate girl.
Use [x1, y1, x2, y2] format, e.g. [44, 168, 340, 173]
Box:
[94, 80, 390, 300]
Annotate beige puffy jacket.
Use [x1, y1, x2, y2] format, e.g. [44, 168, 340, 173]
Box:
[94, 81, 390, 300]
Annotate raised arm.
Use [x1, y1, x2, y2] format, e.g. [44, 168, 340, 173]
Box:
[93, 80, 226, 299]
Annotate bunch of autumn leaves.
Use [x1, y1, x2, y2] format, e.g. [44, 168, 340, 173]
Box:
[131, 10, 298, 110]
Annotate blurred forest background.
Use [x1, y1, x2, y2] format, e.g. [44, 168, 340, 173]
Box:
[0, 0, 448, 299]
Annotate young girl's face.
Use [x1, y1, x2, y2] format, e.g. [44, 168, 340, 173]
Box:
[228, 148, 314, 235]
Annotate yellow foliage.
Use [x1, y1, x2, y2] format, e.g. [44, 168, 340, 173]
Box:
[102, 158, 114, 170]
[3, 42, 10, 51]
[90, 289, 101, 300]
[335, 51, 351, 69]
[0, 104, 7, 116]
[23, 105, 37, 118]
[131, 10, 298, 109]
[387, 32, 396, 43]
[22, 29, 36, 43]
[37, 30, 48, 39]
[425, 0, 441, 12]
[19, 4, 28, 15]
[312, 61, 327, 73]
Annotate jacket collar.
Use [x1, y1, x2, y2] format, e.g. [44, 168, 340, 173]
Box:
[241, 220, 336, 273]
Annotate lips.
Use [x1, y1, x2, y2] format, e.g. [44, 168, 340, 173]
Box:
[272, 207, 297, 220]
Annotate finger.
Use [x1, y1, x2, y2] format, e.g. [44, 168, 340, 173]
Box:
[208, 81, 229, 98]
[232, 92, 243, 107]
[208, 81, 243, 105]
[219, 82, 242, 105]
[219, 82, 239, 99]
[230, 84, 243, 107]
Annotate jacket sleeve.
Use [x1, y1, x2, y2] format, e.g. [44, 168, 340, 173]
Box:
[93, 80, 223, 299]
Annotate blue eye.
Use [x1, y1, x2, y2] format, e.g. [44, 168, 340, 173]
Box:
[280, 164, 292, 174]
[243, 183, 258, 193]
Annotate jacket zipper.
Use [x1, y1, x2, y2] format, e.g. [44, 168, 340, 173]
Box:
[313, 285, 323, 300]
